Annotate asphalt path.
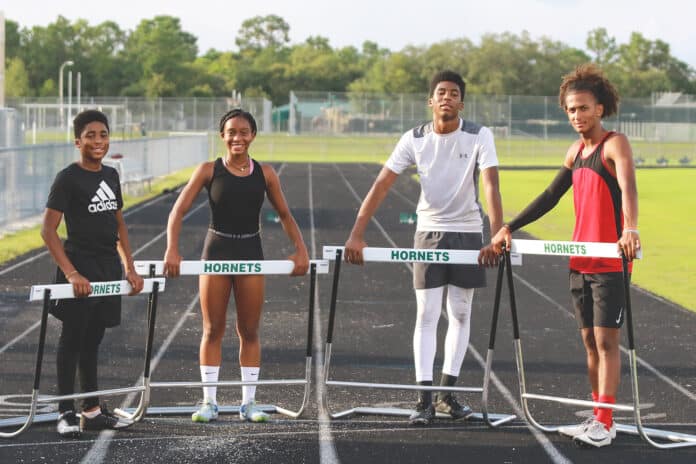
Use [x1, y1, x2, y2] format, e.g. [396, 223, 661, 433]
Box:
[0, 163, 694, 463]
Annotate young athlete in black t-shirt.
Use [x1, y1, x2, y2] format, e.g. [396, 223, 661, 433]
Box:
[41, 110, 144, 438]
[163, 109, 309, 423]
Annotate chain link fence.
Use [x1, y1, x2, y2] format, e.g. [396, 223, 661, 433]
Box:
[0, 134, 210, 230]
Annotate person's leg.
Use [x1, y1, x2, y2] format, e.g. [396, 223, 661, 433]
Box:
[56, 318, 86, 414]
[434, 286, 475, 419]
[594, 327, 621, 426]
[231, 274, 268, 422]
[198, 275, 233, 404]
[413, 286, 445, 404]
[78, 313, 106, 413]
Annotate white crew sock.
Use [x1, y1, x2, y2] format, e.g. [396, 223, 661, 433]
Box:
[200, 365, 220, 404]
[241, 366, 260, 405]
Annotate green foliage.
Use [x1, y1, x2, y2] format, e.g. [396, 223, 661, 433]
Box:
[5, 14, 696, 100]
[5, 57, 31, 97]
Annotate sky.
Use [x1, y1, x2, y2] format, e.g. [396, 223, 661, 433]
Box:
[3, 0, 696, 69]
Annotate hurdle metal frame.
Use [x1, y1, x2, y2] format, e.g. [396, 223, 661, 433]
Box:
[112, 259, 328, 420]
[0, 278, 165, 438]
[490, 239, 696, 448]
[320, 246, 518, 426]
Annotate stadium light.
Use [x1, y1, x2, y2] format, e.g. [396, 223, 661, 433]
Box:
[59, 60, 74, 129]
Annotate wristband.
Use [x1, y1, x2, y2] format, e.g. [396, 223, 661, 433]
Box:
[624, 228, 639, 235]
[65, 270, 79, 279]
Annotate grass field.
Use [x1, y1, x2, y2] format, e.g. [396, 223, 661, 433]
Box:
[2, 134, 694, 311]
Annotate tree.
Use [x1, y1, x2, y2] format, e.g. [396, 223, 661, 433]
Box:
[235, 15, 290, 51]
[5, 57, 31, 97]
[4, 19, 21, 61]
[122, 16, 199, 96]
[586, 28, 618, 66]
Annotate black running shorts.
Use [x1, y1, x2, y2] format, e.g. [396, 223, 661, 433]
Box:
[413, 231, 486, 290]
[51, 252, 122, 328]
[569, 270, 629, 329]
[201, 229, 264, 261]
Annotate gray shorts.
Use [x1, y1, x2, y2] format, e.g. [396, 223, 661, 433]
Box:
[413, 231, 486, 289]
[569, 270, 629, 329]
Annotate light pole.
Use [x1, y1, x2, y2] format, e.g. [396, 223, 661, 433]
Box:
[58, 60, 74, 130]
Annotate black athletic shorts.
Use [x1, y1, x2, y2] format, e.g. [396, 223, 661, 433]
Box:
[201, 229, 264, 261]
[569, 270, 629, 329]
[51, 252, 122, 328]
[413, 231, 486, 290]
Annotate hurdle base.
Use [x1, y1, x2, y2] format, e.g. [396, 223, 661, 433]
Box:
[116, 404, 287, 418]
[328, 406, 515, 424]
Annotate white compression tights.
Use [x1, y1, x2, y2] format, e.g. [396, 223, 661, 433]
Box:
[413, 285, 474, 382]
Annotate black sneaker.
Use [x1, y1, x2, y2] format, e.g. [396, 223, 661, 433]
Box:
[80, 404, 134, 431]
[434, 394, 473, 420]
[57, 410, 80, 438]
[408, 401, 435, 426]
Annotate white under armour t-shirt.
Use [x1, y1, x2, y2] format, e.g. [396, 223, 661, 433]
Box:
[384, 118, 499, 233]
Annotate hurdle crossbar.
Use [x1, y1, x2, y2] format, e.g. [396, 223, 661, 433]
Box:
[0, 278, 164, 438]
[492, 239, 696, 449]
[133, 259, 330, 276]
[114, 261, 325, 420]
[320, 246, 517, 425]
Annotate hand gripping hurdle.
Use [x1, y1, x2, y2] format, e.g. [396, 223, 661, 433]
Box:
[0, 278, 165, 438]
[321, 246, 520, 425]
[117, 259, 329, 420]
[492, 239, 696, 448]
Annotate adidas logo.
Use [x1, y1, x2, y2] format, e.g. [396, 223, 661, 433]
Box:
[88, 181, 119, 213]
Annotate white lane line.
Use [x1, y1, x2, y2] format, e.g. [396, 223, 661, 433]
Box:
[334, 164, 571, 464]
[310, 163, 341, 463]
[0, 199, 208, 356]
[80, 293, 201, 464]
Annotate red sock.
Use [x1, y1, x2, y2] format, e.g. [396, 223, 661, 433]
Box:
[592, 391, 599, 417]
[596, 395, 615, 430]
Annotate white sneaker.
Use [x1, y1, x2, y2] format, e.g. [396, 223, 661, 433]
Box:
[191, 400, 219, 423]
[239, 401, 269, 423]
[574, 419, 617, 448]
[558, 416, 595, 438]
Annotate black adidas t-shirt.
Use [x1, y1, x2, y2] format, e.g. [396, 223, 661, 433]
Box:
[46, 163, 123, 256]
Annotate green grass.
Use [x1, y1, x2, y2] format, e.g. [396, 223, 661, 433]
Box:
[0, 167, 196, 263]
[497, 169, 696, 311]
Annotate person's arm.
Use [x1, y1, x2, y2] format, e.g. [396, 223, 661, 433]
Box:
[605, 134, 640, 260]
[262, 164, 309, 276]
[115, 210, 144, 295]
[485, 145, 576, 258]
[164, 162, 212, 277]
[344, 166, 399, 265]
[40, 208, 92, 297]
[479, 166, 503, 266]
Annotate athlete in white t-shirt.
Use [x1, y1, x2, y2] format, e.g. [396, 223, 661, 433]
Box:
[344, 70, 503, 426]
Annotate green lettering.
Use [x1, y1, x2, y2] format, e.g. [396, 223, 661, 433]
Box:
[391, 250, 399, 260]
[204, 262, 213, 273]
[443, 251, 450, 262]
[254, 263, 262, 272]
[544, 243, 551, 253]
[581, 245, 587, 255]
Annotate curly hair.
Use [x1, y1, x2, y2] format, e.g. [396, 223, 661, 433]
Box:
[559, 64, 619, 118]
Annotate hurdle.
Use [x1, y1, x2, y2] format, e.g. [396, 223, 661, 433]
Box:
[321, 246, 519, 426]
[492, 239, 696, 448]
[0, 278, 165, 438]
[114, 259, 329, 420]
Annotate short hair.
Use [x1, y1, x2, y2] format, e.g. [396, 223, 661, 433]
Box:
[559, 64, 619, 118]
[219, 108, 257, 134]
[429, 70, 466, 98]
[73, 110, 109, 138]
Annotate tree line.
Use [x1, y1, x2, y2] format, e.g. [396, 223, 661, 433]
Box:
[4, 14, 696, 104]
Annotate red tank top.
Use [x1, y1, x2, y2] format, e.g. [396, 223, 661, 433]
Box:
[570, 131, 631, 273]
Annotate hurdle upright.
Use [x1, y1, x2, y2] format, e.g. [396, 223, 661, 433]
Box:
[0, 278, 165, 438]
[321, 245, 519, 426]
[492, 239, 696, 449]
[115, 259, 329, 420]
